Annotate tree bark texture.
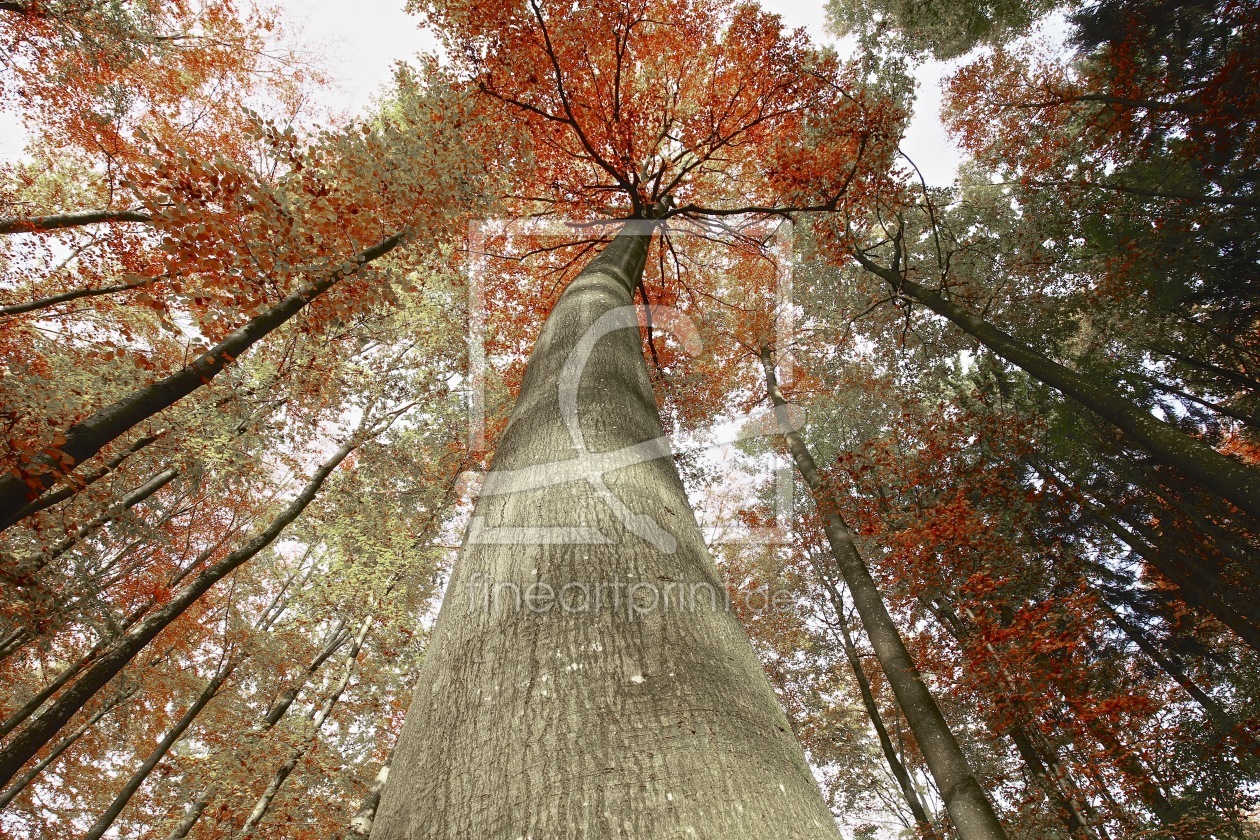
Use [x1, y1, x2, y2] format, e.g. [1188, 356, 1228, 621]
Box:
[371, 223, 841, 839]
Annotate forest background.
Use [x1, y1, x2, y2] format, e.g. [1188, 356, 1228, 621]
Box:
[1, 0, 1257, 838]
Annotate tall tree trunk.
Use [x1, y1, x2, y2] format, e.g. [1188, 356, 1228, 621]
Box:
[810, 560, 936, 833]
[262, 619, 350, 727]
[164, 789, 214, 840]
[1064, 696, 1179, 826]
[0, 538, 230, 738]
[0, 230, 405, 528]
[80, 660, 235, 840]
[0, 428, 367, 789]
[71, 554, 306, 840]
[371, 222, 841, 839]
[832, 601, 937, 834]
[236, 613, 375, 836]
[761, 347, 1008, 840]
[852, 250, 1260, 522]
[1006, 724, 1103, 840]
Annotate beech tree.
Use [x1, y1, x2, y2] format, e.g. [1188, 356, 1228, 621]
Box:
[368, 0, 910, 835]
[2, 0, 1258, 837]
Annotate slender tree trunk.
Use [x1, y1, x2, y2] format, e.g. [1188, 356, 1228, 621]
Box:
[4, 431, 163, 529]
[0, 277, 152, 317]
[0, 540, 225, 737]
[0, 230, 405, 527]
[236, 614, 375, 836]
[0, 683, 140, 809]
[1066, 698, 1179, 826]
[2, 519, 239, 737]
[7, 467, 178, 580]
[80, 660, 235, 840]
[0, 429, 365, 789]
[761, 347, 1008, 840]
[852, 250, 1260, 522]
[1103, 455, 1260, 580]
[1006, 724, 1102, 839]
[0, 627, 26, 661]
[827, 590, 936, 834]
[0, 641, 112, 740]
[0, 209, 151, 235]
[262, 619, 349, 727]
[345, 753, 393, 838]
[371, 223, 841, 839]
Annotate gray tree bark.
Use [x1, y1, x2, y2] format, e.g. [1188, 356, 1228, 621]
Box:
[760, 348, 1009, 840]
[805, 551, 936, 833]
[0, 277, 152, 317]
[370, 222, 841, 839]
[10, 467, 179, 579]
[0, 683, 140, 809]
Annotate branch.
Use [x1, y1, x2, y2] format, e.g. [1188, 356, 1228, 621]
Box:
[1000, 92, 1208, 117]
[525, 0, 637, 205]
[0, 277, 153, 317]
[0, 209, 152, 235]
